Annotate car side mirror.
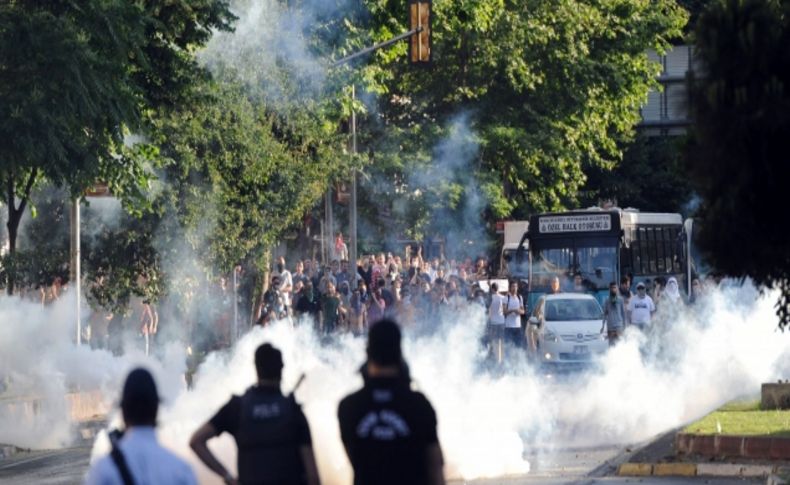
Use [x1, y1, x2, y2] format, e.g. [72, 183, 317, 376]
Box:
[529, 316, 540, 326]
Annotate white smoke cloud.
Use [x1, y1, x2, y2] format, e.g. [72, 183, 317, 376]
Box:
[81, 282, 789, 484]
[0, 293, 187, 449]
[198, 0, 334, 106]
[3, 271, 786, 484]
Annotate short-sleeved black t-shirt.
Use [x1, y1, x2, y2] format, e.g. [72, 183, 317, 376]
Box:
[338, 376, 439, 485]
[210, 386, 312, 445]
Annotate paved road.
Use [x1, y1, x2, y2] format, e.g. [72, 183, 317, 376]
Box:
[0, 446, 91, 485]
[0, 442, 764, 485]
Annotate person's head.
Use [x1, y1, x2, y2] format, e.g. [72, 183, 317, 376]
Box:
[303, 259, 312, 272]
[336, 231, 343, 241]
[339, 281, 350, 295]
[296, 261, 304, 273]
[692, 277, 702, 295]
[550, 276, 561, 293]
[272, 276, 281, 287]
[326, 281, 336, 295]
[331, 260, 339, 272]
[574, 273, 583, 288]
[294, 280, 304, 293]
[636, 281, 646, 296]
[609, 281, 618, 296]
[620, 277, 629, 290]
[432, 258, 440, 269]
[255, 343, 283, 383]
[490, 282, 499, 293]
[366, 319, 403, 373]
[509, 280, 518, 294]
[377, 253, 386, 265]
[341, 259, 349, 272]
[120, 368, 159, 427]
[358, 281, 367, 294]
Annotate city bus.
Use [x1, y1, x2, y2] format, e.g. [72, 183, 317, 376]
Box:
[517, 208, 688, 309]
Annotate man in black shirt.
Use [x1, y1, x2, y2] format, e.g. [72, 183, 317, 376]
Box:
[338, 319, 445, 485]
[190, 344, 320, 485]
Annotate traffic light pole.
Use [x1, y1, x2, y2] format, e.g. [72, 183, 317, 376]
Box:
[333, 27, 423, 67]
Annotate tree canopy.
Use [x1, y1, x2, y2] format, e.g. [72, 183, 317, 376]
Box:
[0, 0, 234, 293]
[688, 0, 790, 329]
[314, 0, 688, 247]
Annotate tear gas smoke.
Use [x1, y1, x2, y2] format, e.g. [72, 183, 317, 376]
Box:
[199, 0, 333, 106]
[79, 282, 790, 484]
[0, 293, 187, 449]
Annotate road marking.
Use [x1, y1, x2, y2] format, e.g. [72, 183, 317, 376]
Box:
[0, 451, 62, 470]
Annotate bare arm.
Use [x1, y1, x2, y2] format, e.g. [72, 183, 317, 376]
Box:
[189, 423, 237, 485]
[427, 444, 445, 485]
[299, 446, 321, 485]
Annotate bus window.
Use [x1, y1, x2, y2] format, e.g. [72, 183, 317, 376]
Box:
[577, 246, 617, 289]
[532, 247, 572, 288]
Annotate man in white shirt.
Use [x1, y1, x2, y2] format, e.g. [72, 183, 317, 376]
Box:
[627, 282, 656, 332]
[85, 368, 197, 485]
[276, 256, 294, 315]
[487, 282, 506, 363]
[503, 280, 526, 348]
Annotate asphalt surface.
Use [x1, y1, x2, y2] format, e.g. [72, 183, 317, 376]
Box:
[0, 440, 765, 485]
[0, 446, 91, 485]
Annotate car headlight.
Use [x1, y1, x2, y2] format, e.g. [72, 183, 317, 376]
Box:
[544, 331, 559, 342]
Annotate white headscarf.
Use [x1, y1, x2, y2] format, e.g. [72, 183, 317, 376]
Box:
[664, 277, 681, 302]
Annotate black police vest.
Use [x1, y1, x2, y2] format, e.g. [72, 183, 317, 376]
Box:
[236, 388, 306, 485]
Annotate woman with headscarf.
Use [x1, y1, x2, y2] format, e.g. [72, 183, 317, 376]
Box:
[658, 276, 685, 322]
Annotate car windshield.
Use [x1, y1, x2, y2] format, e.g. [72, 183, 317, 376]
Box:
[544, 298, 603, 321]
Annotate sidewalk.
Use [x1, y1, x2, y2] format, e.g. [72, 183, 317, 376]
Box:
[615, 428, 790, 483]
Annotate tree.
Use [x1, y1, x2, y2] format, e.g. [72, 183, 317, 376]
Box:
[313, 0, 687, 250]
[581, 135, 693, 212]
[688, 0, 790, 329]
[0, 0, 233, 294]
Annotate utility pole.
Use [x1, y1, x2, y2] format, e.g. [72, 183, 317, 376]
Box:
[332, 0, 431, 276]
[349, 85, 358, 279]
[69, 198, 81, 346]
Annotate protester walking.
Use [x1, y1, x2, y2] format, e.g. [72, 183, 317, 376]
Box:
[338, 319, 445, 485]
[602, 281, 626, 345]
[627, 281, 656, 332]
[190, 344, 320, 485]
[85, 368, 197, 485]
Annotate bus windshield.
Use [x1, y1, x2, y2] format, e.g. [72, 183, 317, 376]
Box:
[576, 246, 617, 290]
[530, 244, 617, 291]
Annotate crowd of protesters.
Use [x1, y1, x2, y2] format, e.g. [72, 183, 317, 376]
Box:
[256, 242, 498, 336]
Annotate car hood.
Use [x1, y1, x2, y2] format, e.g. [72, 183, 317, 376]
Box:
[545, 320, 604, 339]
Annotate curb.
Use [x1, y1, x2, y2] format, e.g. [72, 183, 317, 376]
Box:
[618, 462, 779, 478]
[0, 444, 24, 460]
[677, 432, 790, 460]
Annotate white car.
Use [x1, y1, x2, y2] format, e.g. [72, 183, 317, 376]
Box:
[526, 293, 608, 366]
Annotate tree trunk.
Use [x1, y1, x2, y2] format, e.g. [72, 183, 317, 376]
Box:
[5, 209, 17, 296]
[4, 169, 39, 295]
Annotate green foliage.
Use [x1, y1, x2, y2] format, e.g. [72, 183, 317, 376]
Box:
[688, 0, 790, 329]
[317, 0, 688, 244]
[582, 135, 694, 212]
[0, 0, 234, 293]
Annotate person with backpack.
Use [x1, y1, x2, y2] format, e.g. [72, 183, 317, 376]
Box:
[190, 344, 320, 485]
[85, 368, 197, 485]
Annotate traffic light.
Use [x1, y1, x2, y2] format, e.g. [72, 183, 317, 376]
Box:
[409, 0, 432, 64]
